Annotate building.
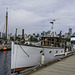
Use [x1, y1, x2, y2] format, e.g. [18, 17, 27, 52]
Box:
[18, 35, 22, 38]
[64, 28, 72, 38]
[7, 33, 12, 40]
[59, 31, 62, 37]
[64, 33, 68, 38]
[24, 34, 29, 41]
[68, 28, 72, 38]
[72, 32, 75, 36]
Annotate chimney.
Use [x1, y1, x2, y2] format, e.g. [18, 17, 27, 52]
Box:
[16, 28, 17, 36]
[22, 29, 24, 39]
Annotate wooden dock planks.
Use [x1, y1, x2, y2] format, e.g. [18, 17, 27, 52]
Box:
[28, 55, 75, 75]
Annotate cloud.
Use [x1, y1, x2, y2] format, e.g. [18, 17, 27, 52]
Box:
[0, 0, 75, 34]
[8, 8, 46, 34]
[9, 9, 45, 25]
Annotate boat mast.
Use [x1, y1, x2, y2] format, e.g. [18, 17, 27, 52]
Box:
[6, 8, 8, 43]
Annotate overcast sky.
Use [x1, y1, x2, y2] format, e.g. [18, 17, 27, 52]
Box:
[0, 0, 75, 35]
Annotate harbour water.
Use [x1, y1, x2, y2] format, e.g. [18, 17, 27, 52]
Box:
[0, 51, 11, 75]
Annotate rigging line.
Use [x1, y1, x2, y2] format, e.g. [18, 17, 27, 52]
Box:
[7, 21, 10, 34]
[0, 8, 5, 14]
[0, 17, 5, 32]
[3, 23, 6, 33]
[2, 19, 6, 33]
[0, 11, 5, 21]
[4, 24, 6, 33]
[0, 15, 5, 26]
[9, 24, 13, 34]
[1, 18, 5, 33]
[0, 23, 4, 32]
[19, 45, 29, 57]
[18, 44, 42, 65]
[2, 23, 5, 33]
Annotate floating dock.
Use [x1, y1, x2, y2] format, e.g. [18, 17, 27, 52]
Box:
[18, 53, 75, 75]
[0, 45, 11, 51]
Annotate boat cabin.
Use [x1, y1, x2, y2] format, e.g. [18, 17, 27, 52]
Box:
[71, 36, 75, 44]
[41, 37, 66, 48]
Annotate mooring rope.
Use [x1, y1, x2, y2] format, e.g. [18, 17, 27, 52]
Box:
[19, 45, 29, 57]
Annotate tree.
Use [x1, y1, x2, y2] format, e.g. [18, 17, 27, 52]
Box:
[30, 36, 33, 41]
[30, 36, 38, 42]
[66, 38, 70, 42]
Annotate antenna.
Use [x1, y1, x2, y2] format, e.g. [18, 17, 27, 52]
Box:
[50, 20, 55, 33]
[50, 11, 56, 37]
[6, 7, 8, 12]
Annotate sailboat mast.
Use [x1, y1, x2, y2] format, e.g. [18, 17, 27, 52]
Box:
[6, 8, 8, 42]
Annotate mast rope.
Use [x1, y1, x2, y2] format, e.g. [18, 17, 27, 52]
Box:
[19, 45, 29, 57]
[19, 45, 42, 70]
[2, 21, 6, 33]
[0, 17, 5, 32]
[19, 45, 42, 65]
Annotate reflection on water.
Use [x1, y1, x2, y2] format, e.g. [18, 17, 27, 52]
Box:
[0, 51, 11, 75]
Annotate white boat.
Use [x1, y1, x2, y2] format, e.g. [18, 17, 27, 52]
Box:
[11, 36, 70, 72]
[11, 20, 73, 72]
[71, 36, 75, 51]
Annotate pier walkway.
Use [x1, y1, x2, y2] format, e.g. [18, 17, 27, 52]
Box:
[28, 54, 75, 75]
[18, 54, 75, 75]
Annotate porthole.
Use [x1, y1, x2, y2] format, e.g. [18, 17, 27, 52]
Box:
[40, 50, 43, 53]
[42, 53, 44, 55]
[56, 51, 58, 53]
[49, 51, 52, 53]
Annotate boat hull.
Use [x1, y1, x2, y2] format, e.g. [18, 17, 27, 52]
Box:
[11, 42, 65, 72]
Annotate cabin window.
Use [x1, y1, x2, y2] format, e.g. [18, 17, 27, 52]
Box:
[52, 42, 54, 44]
[56, 51, 58, 53]
[49, 51, 52, 53]
[44, 41, 45, 46]
[49, 42, 51, 46]
[56, 39, 59, 42]
[52, 38, 54, 41]
[48, 42, 49, 45]
[48, 38, 51, 41]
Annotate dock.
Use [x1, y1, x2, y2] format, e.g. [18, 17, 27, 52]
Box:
[18, 53, 75, 75]
[0, 45, 11, 51]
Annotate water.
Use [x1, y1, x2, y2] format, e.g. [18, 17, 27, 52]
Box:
[0, 51, 11, 75]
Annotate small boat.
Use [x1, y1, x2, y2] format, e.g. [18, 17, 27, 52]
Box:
[71, 36, 75, 51]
